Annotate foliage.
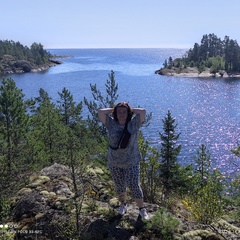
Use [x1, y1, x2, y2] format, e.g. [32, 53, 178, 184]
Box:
[231, 145, 240, 158]
[0, 78, 29, 168]
[28, 88, 67, 165]
[0, 78, 29, 172]
[159, 110, 182, 196]
[183, 178, 224, 224]
[0, 231, 15, 240]
[0, 196, 10, 222]
[228, 173, 240, 207]
[163, 33, 240, 73]
[183, 144, 225, 224]
[0, 73, 118, 192]
[0, 78, 29, 220]
[146, 207, 180, 239]
[140, 110, 193, 204]
[0, 40, 52, 65]
[84, 70, 119, 138]
[175, 164, 195, 197]
[194, 144, 212, 186]
[139, 133, 162, 203]
[57, 87, 83, 127]
[0, 77, 100, 229]
[69, 152, 89, 234]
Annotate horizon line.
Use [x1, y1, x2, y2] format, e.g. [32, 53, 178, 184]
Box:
[46, 46, 190, 50]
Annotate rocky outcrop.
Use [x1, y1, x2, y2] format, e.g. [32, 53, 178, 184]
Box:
[10, 164, 75, 239]
[3, 163, 240, 239]
[6, 163, 158, 239]
[155, 67, 240, 78]
[0, 54, 61, 75]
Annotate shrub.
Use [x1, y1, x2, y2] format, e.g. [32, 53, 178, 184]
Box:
[146, 207, 179, 239]
[182, 145, 225, 224]
[0, 196, 10, 222]
[182, 175, 224, 224]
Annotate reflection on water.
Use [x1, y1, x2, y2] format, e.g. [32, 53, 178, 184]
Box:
[6, 48, 240, 175]
[140, 77, 240, 175]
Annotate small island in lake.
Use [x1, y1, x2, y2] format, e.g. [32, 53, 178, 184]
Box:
[155, 33, 240, 78]
[0, 40, 62, 76]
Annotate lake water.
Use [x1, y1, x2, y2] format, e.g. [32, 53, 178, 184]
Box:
[6, 48, 240, 175]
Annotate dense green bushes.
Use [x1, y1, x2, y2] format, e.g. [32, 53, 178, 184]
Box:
[182, 145, 225, 223]
[145, 207, 180, 239]
[0, 77, 99, 224]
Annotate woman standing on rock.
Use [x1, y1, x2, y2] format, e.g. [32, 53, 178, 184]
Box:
[98, 102, 149, 220]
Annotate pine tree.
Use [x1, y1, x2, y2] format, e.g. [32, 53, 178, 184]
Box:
[0, 78, 29, 172]
[159, 110, 181, 195]
[194, 144, 211, 187]
[57, 87, 83, 127]
[185, 144, 225, 223]
[84, 70, 119, 137]
[28, 88, 66, 165]
[0, 78, 30, 224]
[57, 87, 93, 158]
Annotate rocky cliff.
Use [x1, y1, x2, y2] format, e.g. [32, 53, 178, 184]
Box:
[0, 54, 61, 75]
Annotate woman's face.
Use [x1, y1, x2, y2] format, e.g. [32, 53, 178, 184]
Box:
[116, 107, 128, 124]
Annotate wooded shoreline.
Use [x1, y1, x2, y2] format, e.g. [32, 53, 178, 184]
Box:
[0, 55, 62, 76]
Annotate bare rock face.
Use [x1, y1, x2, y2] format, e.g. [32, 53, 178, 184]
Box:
[10, 164, 75, 240]
[13, 60, 34, 72]
[40, 163, 72, 179]
[0, 54, 60, 75]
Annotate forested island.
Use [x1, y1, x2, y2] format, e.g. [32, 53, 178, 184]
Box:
[155, 33, 240, 77]
[0, 40, 61, 75]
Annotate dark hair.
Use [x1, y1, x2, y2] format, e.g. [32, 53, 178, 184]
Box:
[113, 102, 133, 122]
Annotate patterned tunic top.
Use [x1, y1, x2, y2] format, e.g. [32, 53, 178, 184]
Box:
[106, 114, 142, 168]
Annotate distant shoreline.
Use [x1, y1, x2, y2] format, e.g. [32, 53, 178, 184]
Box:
[155, 67, 240, 78]
[0, 56, 62, 76]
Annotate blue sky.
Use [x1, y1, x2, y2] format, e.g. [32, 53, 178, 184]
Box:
[1, 0, 240, 49]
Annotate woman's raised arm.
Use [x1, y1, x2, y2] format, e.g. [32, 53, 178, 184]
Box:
[98, 108, 113, 125]
[132, 108, 146, 123]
